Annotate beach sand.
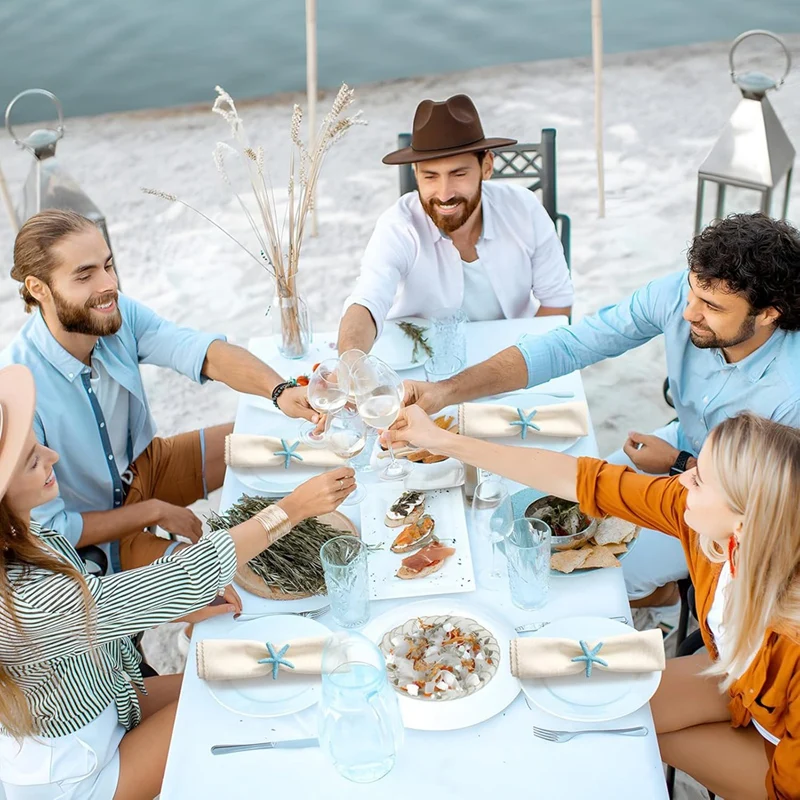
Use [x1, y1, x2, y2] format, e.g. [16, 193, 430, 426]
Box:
[2, 38, 798, 799]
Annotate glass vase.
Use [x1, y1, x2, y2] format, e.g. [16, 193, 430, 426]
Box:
[270, 285, 311, 360]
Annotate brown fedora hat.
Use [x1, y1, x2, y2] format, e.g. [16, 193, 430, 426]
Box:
[0, 365, 35, 505]
[383, 94, 517, 165]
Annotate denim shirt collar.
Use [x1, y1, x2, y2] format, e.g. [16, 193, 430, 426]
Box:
[28, 310, 92, 383]
[714, 328, 784, 384]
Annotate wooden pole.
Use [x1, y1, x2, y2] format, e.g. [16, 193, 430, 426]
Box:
[591, 0, 606, 218]
[0, 160, 18, 233]
[306, 0, 318, 236]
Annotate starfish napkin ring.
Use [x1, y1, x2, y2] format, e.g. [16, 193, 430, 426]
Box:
[274, 439, 304, 469]
[257, 641, 296, 680]
[571, 639, 608, 678]
[509, 408, 541, 440]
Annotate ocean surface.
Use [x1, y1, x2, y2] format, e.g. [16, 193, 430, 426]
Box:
[1, 0, 798, 123]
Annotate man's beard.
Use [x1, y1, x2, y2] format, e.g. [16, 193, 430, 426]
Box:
[421, 184, 482, 234]
[689, 313, 756, 350]
[51, 287, 122, 337]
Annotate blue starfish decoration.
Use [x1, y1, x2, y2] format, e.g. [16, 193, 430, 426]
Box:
[274, 439, 304, 469]
[509, 408, 541, 440]
[257, 641, 295, 680]
[571, 640, 608, 678]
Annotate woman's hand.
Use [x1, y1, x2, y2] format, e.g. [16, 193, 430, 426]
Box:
[380, 405, 454, 453]
[277, 467, 356, 525]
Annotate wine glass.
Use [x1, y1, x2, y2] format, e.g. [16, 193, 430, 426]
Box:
[352, 356, 410, 481]
[339, 348, 367, 408]
[471, 479, 513, 590]
[299, 359, 351, 446]
[326, 407, 368, 505]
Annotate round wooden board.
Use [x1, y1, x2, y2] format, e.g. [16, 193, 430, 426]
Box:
[234, 510, 360, 600]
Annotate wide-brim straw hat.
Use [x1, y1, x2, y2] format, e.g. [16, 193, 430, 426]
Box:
[382, 94, 517, 165]
[0, 365, 36, 505]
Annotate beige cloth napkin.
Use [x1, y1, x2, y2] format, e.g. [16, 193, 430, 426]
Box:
[225, 434, 345, 469]
[196, 636, 329, 681]
[510, 629, 665, 679]
[458, 401, 589, 440]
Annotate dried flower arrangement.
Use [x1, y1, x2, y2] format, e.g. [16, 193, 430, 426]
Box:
[143, 84, 365, 357]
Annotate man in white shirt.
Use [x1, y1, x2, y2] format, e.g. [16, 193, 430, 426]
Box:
[337, 94, 573, 353]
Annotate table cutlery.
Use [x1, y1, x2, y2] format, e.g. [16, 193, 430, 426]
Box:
[211, 737, 319, 755]
[533, 726, 648, 743]
[235, 606, 329, 622]
[515, 615, 628, 634]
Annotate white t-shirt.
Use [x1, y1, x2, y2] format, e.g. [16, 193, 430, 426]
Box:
[90, 358, 131, 476]
[460, 257, 504, 322]
[706, 562, 780, 746]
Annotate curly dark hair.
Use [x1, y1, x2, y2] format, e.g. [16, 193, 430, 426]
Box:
[687, 213, 800, 331]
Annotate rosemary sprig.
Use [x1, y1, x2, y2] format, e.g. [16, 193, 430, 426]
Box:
[206, 494, 351, 596]
[397, 321, 433, 363]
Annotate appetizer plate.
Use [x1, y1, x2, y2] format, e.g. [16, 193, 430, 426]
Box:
[359, 483, 476, 600]
[204, 615, 329, 718]
[371, 317, 431, 372]
[520, 616, 662, 723]
[362, 599, 520, 730]
[549, 533, 639, 579]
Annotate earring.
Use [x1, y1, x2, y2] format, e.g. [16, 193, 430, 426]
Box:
[727, 535, 739, 578]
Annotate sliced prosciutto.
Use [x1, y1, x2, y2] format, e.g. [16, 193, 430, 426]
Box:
[396, 542, 456, 579]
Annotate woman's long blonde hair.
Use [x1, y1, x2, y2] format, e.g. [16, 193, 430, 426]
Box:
[0, 500, 95, 738]
[704, 413, 800, 687]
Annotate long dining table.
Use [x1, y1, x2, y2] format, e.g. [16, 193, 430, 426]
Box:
[160, 317, 669, 799]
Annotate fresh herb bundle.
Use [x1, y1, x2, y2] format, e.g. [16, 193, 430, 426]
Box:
[397, 321, 433, 362]
[207, 494, 344, 596]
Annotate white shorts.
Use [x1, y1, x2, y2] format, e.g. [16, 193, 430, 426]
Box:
[0, 703, 125, 800]
[606, 420, 690, 600]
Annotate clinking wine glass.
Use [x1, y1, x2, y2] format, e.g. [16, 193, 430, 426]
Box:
[326, 407, 368, 505]
[299, 358, 351, 447]
[352, 356, 410, 481]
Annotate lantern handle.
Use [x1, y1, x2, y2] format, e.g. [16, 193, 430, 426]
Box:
[729, 30, 792, 90]
[5, 89, 65, 154]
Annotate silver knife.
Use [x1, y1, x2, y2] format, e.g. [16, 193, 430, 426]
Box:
[211, 738, 319, 756]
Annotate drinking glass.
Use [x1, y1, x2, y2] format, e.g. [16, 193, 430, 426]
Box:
[299, 358, 351, 446]
[471, 479, 514, 590]
[427, 308, 467, 364]
[352, 356, 410, 481]
[506, 518, 551, 610]
[326, 408, 368, 505]
[320, 536, 370, 627]
[318, 632, 404, 783]
[423, 354, 464, 382]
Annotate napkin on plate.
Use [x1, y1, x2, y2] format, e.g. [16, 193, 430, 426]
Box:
[510, 629, 665, 679]
[225, 434, 345, 470]
[196, 636, 329, 681]
[458, 401, 589, 440]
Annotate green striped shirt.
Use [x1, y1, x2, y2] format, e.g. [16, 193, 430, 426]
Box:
[1, 523, 236, 738]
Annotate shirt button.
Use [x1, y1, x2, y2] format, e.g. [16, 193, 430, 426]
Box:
[115, 488, 121, 494]
[108, 455, 113, 461]
[100, 422, 105, 428]
[702, 396, 708, 403]
[68, 373, 73, 379]
[88, 388, 93, 394]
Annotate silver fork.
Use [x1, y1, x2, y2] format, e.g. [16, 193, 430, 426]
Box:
[515, 615, 629, 634]
[534, 726, 648, 743]
[235, 606, 329, 622]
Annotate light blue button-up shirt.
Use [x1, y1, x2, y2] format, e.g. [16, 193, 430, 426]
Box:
[516, 270, 800, 454]
[0, 294, 225, 556]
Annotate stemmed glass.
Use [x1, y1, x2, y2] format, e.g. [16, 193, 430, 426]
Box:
[471, 479, 514, 590]
[326, 407, 368, 505]
[299, 358, 351, 446]
[352, 356, 410, 481]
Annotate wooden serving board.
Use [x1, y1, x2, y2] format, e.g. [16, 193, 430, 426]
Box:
[234, 510, 359, 600]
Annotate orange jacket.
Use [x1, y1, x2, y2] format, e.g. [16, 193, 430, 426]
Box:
[577, 457, 800, 800]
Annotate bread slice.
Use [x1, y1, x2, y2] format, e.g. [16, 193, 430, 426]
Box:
[396, 559, 445, 580]
[384, 491, 426, 528]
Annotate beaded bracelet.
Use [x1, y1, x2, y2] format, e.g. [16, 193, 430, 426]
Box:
[271, 378, 298, 409]
[253, 504, 292, 547]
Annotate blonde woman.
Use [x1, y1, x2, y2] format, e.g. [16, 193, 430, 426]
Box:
[384, 405, 800, 800]
[0, 365, 356, 800]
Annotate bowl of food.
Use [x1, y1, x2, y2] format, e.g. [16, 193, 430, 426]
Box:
[524, 495, 598, 552]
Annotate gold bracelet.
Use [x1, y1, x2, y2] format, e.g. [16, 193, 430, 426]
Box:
[253, 504, 292, 547]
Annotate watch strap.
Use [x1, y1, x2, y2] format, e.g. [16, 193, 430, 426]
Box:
[669, 450, 693, 476]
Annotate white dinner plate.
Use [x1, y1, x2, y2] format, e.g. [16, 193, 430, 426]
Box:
[519, 616, 662, 723]
[204, 615, 330, 718]
[371, 317, 431, 372]
[362, 599, 519, 730]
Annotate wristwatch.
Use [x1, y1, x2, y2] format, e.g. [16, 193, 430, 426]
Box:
[669, 450, 693, 476]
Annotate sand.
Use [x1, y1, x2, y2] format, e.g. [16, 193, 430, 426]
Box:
[2, 38, 798, 799]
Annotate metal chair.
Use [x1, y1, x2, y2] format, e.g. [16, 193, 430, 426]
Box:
[396, 128, 571, 268]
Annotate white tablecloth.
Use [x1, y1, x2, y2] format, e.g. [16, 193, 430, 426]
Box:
[161, 318, 668, 800]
